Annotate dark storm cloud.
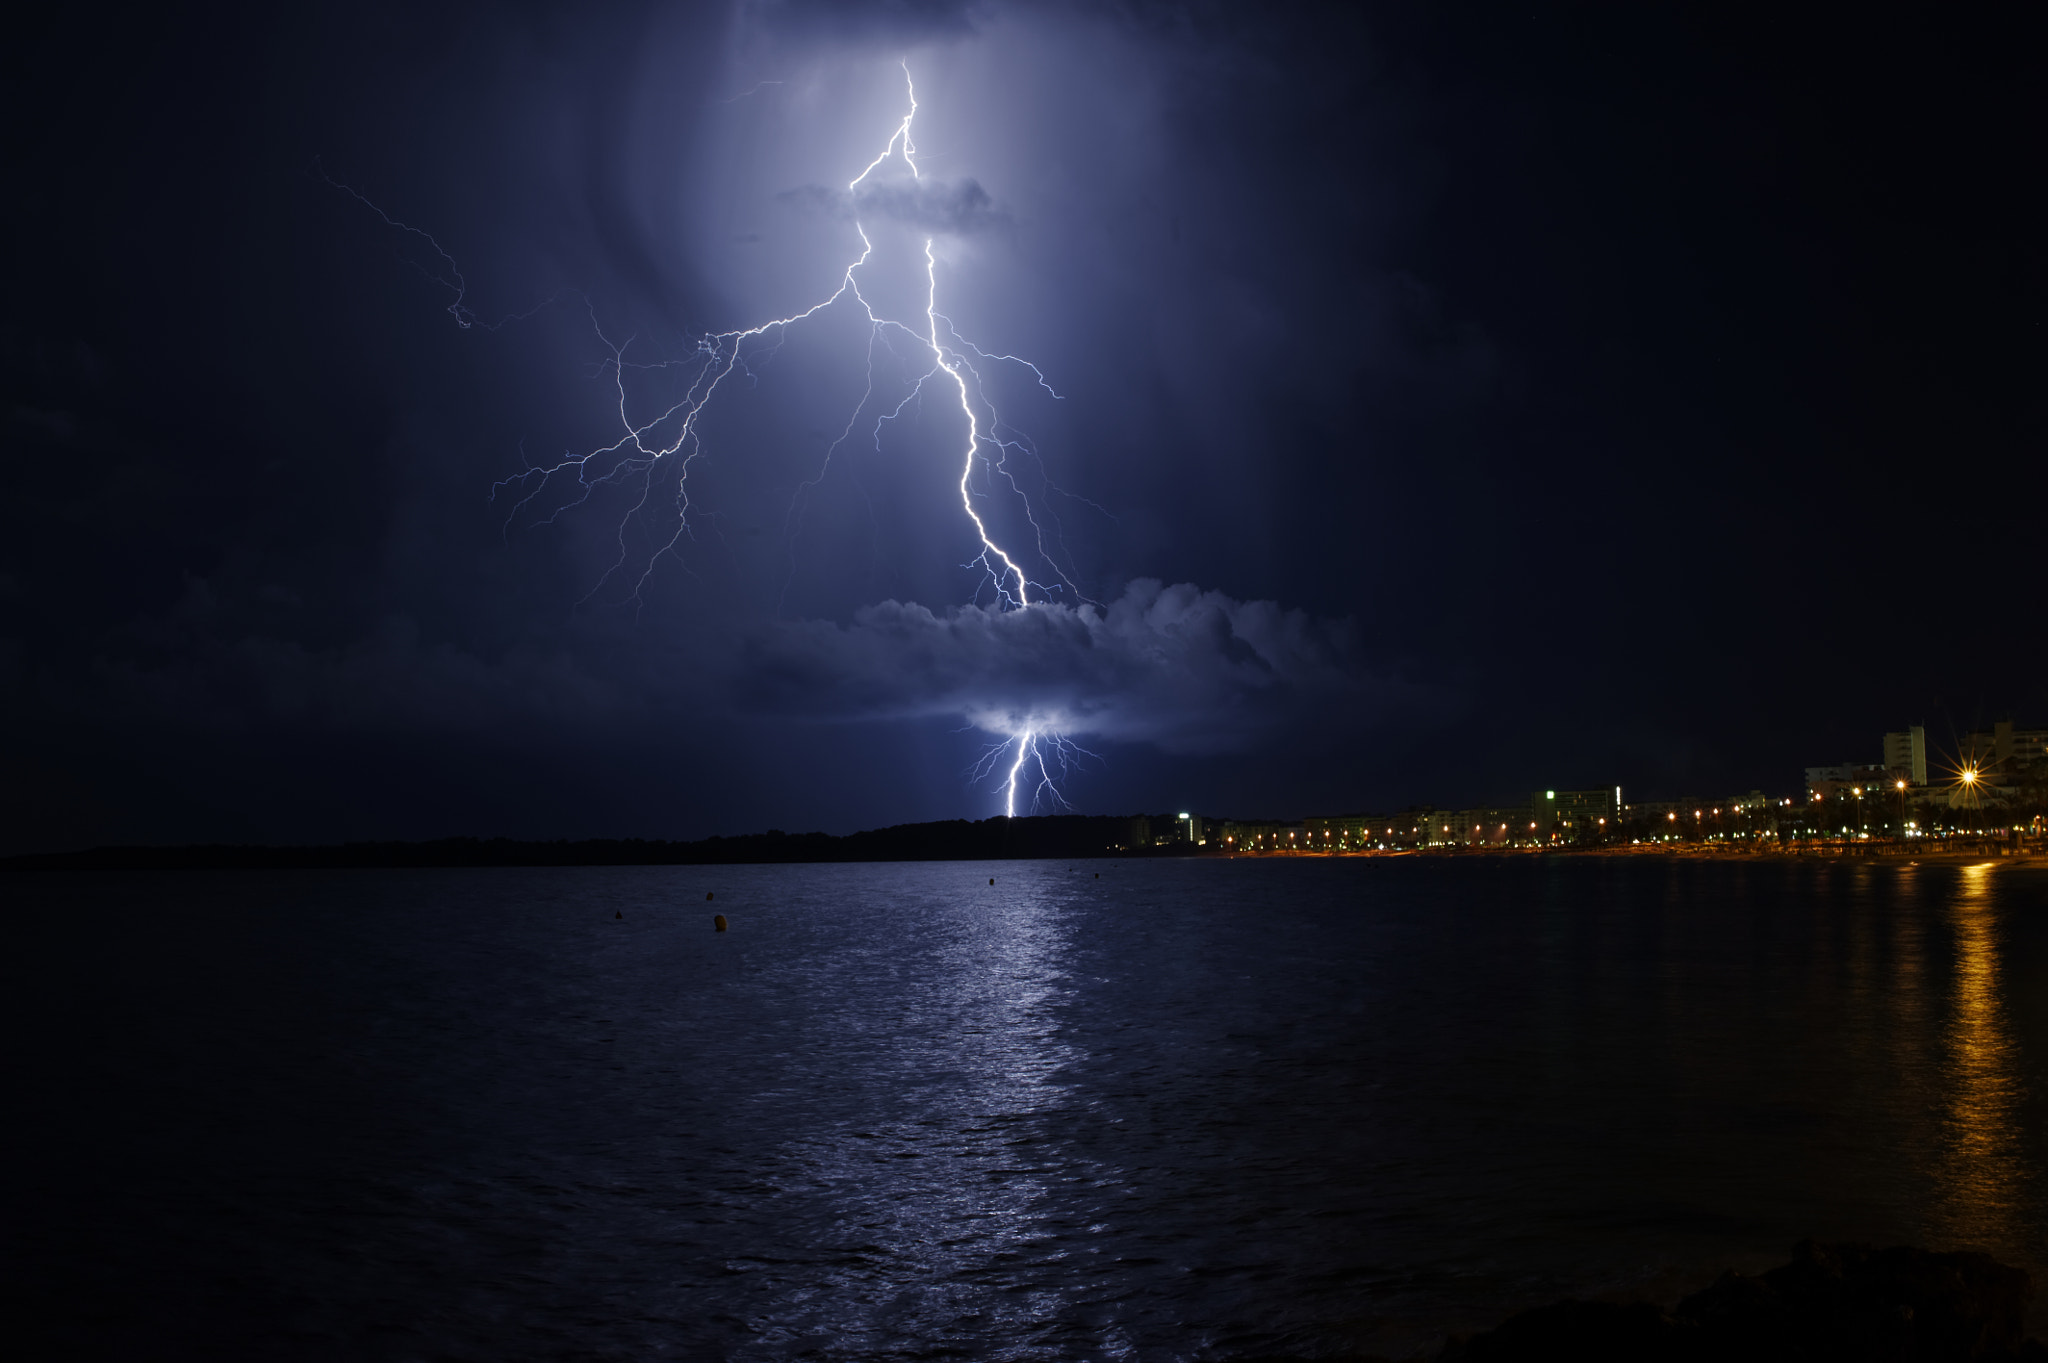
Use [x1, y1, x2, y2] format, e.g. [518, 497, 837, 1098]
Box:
[780, 177, 1009, 236]
[55, 576, 1373, 758]
[79, 579, 635, 735]
[746, 0, 982, 47]
[18, 569, 1377, 758]
[742, 579, 1371, 753]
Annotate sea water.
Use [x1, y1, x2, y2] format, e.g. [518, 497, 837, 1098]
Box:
[6, 857, 2046, 1360]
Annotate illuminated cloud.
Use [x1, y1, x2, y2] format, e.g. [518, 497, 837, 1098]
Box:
[780, 176, 1009, 236]
[742, 578, 1370, 753]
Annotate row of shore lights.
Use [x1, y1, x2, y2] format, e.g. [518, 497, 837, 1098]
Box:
[1228, 767, 2002, 850]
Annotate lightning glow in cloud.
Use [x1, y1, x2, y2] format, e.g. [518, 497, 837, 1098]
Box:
[492, 65, 1077, 619]
[344, 65, 1096, 814]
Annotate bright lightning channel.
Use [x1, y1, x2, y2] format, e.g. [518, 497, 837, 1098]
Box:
[491, 62, 1087, 625]
[972, 728, 1099, 818]
[339, 65, 1098, 818]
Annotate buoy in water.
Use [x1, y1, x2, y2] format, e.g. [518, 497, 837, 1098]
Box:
[714, 914, 728, 932]
[615, 910, 623, 919]
[1094, 873, 1099, 879]
[989, 877, 995, 885]
[706, 891, 714, 901]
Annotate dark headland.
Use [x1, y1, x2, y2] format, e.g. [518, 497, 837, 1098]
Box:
[0, 814, 1173, 872]
[1428, 1240, 2046, 1362]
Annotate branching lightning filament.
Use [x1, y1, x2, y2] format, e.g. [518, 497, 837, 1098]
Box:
[338, 64, 1101, 816]
[971, 727, 1099, 818]
[483, 62, 1088, 618]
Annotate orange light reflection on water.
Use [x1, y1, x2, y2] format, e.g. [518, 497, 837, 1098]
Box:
[1932, 863, 2029, 1252]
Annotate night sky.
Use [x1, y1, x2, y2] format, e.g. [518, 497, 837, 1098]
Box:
[4, 2, 2041, 853]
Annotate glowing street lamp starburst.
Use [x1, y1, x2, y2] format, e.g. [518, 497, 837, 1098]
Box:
[1940, 743, 2003, 811]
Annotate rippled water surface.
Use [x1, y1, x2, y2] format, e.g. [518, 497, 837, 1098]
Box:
[7, 857, 2048, 1360]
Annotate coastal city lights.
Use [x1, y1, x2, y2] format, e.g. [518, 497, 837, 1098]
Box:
[1152, 721, 2046, 857]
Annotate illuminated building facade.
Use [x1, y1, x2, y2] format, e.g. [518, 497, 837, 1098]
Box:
[1805, 764, 1896, 801]
[1222, 820, 1305, 851]
[1528, 788, 1621, 841]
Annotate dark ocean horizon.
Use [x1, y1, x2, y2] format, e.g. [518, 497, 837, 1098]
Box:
[6, 857, 2045, 1360]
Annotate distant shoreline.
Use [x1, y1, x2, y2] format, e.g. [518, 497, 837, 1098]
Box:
[1257, 843, 2047, 867]
[7, 827, 2041, 874]
[1230, 844, 2048, 871]
[0, 816, 1176, 873]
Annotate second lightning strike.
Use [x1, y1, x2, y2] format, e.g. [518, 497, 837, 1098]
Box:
[476, 63, 1090, 816]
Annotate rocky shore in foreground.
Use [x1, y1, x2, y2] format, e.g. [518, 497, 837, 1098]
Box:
[1436, 1240, 2044, 1362]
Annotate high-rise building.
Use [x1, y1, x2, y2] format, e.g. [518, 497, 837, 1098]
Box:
[1882, 727, 1927, 786]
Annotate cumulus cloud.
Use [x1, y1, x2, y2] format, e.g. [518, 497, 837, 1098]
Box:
[740, 579, 1371, 753]
[781, 177, 1009, 236]
[17, 573, 1385, 768]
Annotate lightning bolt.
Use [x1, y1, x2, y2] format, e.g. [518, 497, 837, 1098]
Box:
[336, 63, 1101, 816]
[970, 727, 1099, 818]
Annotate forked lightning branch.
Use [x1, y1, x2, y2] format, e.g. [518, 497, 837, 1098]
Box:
[339, 65, 1094, 816]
